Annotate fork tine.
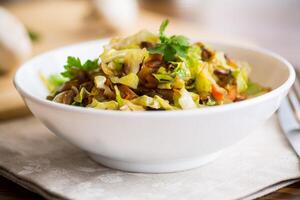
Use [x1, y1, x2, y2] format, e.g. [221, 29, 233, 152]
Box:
[287, 87, 300, 122]
[293, 71, 300, 100]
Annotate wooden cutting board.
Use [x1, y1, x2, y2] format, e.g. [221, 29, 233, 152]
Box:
[0, 0, 239, 121]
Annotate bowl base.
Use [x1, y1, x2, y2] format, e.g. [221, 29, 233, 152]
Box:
[87, 151, 222, 173]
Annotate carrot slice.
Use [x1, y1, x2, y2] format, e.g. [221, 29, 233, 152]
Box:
[212, 85, 224, 102]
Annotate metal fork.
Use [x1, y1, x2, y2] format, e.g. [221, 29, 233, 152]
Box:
[286, 70, 300, 122]
[278, 69, 300, 157]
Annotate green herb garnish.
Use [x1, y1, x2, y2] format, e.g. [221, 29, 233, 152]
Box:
[149, 19, 190, 62]
[61, 56, 99, 78]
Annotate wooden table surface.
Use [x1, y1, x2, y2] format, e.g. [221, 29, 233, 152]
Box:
[0, 0, 299, 199]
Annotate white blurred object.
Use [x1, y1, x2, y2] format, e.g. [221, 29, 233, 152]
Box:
[92, 0, 138, 31]
[0, 7, 32, 73]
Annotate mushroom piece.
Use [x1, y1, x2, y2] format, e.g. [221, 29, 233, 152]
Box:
[0, 7, 32, 73]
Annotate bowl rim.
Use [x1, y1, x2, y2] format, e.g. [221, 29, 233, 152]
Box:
[14, 39, 296, 117]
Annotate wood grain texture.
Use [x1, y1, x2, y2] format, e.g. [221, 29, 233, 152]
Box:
[259, 182, 300, 200]
[0, 176, 43, 200]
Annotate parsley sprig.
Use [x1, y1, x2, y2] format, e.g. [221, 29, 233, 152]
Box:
[149, 19, 190, 62]
[61, 56, 99, 78]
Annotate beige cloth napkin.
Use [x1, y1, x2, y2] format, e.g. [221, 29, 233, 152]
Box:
[0, 115, 299, 200]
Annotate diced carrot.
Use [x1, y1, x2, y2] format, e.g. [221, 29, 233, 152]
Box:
[212, 85, 224, 102]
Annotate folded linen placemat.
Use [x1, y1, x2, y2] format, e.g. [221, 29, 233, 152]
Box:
[0, 115, 299, 200]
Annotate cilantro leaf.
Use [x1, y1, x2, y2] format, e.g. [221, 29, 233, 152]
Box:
[65, 56, 82, 69]
[147, 43, 166, 55]
[159, 19, 169, 40]
[82, 59, 99, 71]
[149, 20, 190, 62]
[171, 43, 189, 58]
[61, 56, 99, 78]
[170, 35, 189, 47]
[163, 45, 177, 61]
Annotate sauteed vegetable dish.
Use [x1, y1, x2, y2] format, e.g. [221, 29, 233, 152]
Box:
[44, 20, 269, 111]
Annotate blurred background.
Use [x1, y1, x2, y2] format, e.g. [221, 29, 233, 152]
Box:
[0, 0, 299, 119]
[144, 0, 300, 64]
[1, 0, 299, 62]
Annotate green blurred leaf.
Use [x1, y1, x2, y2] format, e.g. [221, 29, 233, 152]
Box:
[27, 29, 40, 42]
[246, 81, 267, 96]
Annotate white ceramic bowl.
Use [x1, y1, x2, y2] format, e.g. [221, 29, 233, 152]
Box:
[14, 39, 295, 173]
